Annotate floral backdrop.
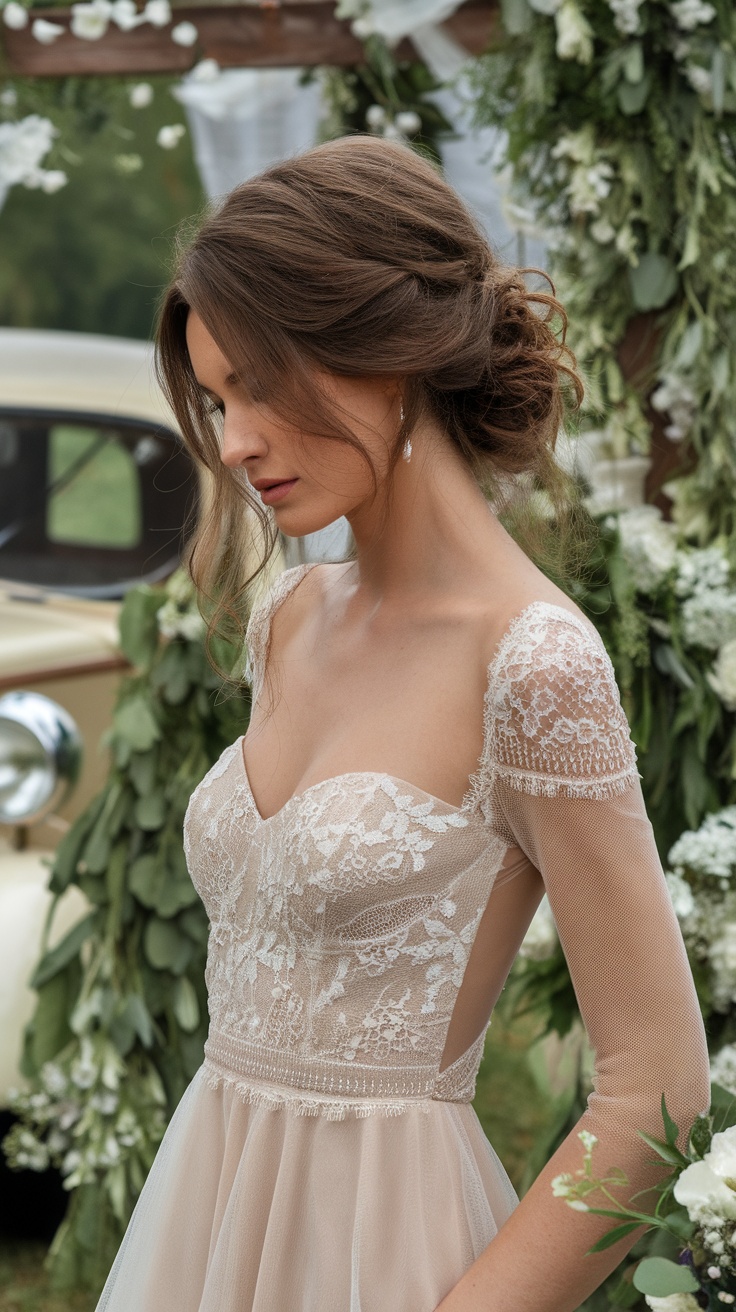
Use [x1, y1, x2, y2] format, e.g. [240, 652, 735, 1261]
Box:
[2, 0, 736, 1308]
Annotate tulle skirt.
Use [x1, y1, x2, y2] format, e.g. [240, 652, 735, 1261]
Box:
[95, 1063, 519, 1312]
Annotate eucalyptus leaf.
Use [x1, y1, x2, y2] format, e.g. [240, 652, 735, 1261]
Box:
[632, 1256, 700, 1296]
[588, 1220, 642, 1253]
[30, 912, 97, 990]
[617, 73, 651, 115]
[172, 976, 200, 1032]
[134, 792, 166, 831]
[119, 586, 164, 669]
[114, 696, 161, 752]
[628, 253, 678, 311]
[144, 919, 194, 974]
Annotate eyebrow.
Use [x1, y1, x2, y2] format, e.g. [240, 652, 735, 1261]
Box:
[198, 371, 242, 397]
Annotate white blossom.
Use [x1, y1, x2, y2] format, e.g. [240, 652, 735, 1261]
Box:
[171, 20, 197, 45]
[710, 923, 736, 1010]
[32, 17, 65, 42]
[651, 371, 697, 442]
[0, 114, 56, 188]
[682, 590, 736, 651]
[645, 1296, 704, 1312]
[3, 2, 28, 29]
[519, 894, 559, 960]
[607, 0, 644, 33]
[70, 1, 111, 40]
[0, 87, 18, 106]
[110, 0, 143, 30]
[675, 546, 730, 598]
[668, 807, 736, 882]
[365, 103, 386, 130]
[114, 152, 143, 173]
[129, 81, 153, 108]
[616, 506, 678, 594]
[157, 597, 204, 640]
[711, 1043, 736, 1096]
[554, 0, 594, 64]
[666, 871, 696, 921]
[590, 217, 616, 244]
[395, 110, 421, 136]
[674, 1128, 736, 1224]
[670, 0, 716, 30]
[190, 58, 220, 82]
[156, 123, 186, 149]
[528, 0, 562, 12]
[709, 639, 736, 711]
[686, 64, 713, 96]
[40, 1062, 68, 1097]
[143, 0, 171, 26]
[34, 168, 67, 193]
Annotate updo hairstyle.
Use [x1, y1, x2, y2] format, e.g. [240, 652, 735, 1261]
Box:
[156, 133, 584, 654]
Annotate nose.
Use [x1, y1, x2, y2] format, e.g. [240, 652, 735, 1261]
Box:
[219, 410, 269, 470]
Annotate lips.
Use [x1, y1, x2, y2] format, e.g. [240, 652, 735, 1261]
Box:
[253, 478, 299, 506]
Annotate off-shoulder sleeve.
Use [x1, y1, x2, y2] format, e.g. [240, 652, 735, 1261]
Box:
[454, 605, 712, 1311]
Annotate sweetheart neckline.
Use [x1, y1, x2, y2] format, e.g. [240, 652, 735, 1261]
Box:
[239, 591, 596, 826]
[237, 736, 473, 826]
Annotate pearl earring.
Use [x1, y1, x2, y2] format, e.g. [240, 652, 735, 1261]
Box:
[400, 402, 412, 462]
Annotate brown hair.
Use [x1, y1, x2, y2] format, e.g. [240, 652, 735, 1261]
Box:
[155, 133, 584, 658]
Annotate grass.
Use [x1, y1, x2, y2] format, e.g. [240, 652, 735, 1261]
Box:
[48, 425, 141, 549]
[0, 1006, 559, 1309]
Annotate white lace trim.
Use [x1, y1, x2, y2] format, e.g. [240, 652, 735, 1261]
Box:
[244, 562, 318, 698]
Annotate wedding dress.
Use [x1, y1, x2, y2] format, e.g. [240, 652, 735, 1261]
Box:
[95, 561, 710, 1312]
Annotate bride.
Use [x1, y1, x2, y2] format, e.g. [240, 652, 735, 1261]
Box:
[95, 133, 710, 1311]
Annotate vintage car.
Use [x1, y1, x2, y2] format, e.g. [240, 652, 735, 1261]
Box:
[0, 326, 197, 1109]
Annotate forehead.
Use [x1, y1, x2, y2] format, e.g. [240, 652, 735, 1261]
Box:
[185, 310, 234, 382]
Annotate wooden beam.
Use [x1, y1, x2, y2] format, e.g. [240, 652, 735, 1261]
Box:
[3, 0, 496, 78]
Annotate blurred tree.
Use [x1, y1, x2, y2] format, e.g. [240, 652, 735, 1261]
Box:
[0, 75, 204, 340]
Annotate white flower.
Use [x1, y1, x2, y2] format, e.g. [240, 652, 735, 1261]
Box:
[529, 0, 562, 12]
[114, 152, 143, 173]
[615, 506, 678, 594]
[0, 114, 56, 188]
[709, 639, 736, 711]
[110, 0, 143, 30]
[156, 123, 186, 149]
[365, 103, 386, 130]
[0, 86, 18, 106]
[70, 1, 111, 40]
[668, 808, 736, 882]
[143, 0, 170, 26]
[41, 1062, 67, 1096]
[674, 1138, 736, 1225]
[171, 19, 197, 45]
[710, 924, 736, 1010]
[645, 1295, 703, 1311]
[590, 218, 616, 244]
[32, 17, 65, 42]
[711, 1043, 736, 1096]
[666, 871, 696, 921]
[157, 597, 204, 639]
[651, 372, 696, 443]
[190, 57, 219, 82]
[682, 590, 736, 651]
[554, 0, 594, 64]
[395, 110, 421, 136]
[675, 546, 730, 598]
[351, 15, 374, 37]
[670, 0, 716, 30]
[686, 65, 713, 96]
[129, 81, 153, 107]
[519, 894, 559, 960]
[607, 0, 644, 34]
[36, 168, 67, 192]
[3, 2, 28, 29]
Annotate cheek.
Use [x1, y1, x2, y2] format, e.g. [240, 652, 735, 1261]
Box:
[298, 435, 380, 497]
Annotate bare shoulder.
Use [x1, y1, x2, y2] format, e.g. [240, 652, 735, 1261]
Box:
[266, 560, 350, 653]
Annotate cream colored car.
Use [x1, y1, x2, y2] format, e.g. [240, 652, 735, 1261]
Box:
[0, 327, 195, 1104]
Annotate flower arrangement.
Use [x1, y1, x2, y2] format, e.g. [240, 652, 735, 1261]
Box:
[553, 1092, 736, 1310]
[466, 0, 736, 538]
[1, 570, 248, 1290]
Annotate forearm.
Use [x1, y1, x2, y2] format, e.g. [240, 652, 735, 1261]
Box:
[434, 1109, 675, 1312]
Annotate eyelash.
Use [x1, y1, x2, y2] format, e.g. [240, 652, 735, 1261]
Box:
[206, 400, 225, 417]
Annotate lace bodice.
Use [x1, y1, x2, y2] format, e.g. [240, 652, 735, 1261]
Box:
[184, 562, 709, 1173]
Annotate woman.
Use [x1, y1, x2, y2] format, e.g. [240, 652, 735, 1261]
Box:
[96, 134, 710, 1312]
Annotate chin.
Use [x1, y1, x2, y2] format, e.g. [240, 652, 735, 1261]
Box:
[273, 503, 350, 538]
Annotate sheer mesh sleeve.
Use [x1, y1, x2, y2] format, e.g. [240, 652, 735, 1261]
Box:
[446, 605, 712, 1312]
[242, 562, 318, 697]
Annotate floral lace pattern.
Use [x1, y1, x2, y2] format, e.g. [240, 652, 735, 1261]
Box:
[182, 566, 641, 1118]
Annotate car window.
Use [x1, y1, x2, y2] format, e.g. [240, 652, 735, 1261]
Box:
[0, 410, 196, 597]
[47, 424, 142, 550]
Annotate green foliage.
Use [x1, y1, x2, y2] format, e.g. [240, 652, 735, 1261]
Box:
[466, 0, 736, 536]
[2, 571, 248, 1291]
[0, 75, 203, 338]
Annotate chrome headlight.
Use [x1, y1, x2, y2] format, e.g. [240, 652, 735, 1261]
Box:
[0, 692, 82, 825]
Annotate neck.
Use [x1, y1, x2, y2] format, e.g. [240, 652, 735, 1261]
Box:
[343, 421, 507, 601]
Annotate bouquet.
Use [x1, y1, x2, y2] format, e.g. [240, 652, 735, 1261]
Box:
[552, 1088, 736, 1308]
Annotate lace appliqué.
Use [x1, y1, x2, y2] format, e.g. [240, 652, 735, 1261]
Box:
[466, 603, 640, 820]
[243, 562, 318, 696]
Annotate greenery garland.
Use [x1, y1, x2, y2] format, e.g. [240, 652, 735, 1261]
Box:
[2, 571, 248, 1290]
[464, 0, 736, 541]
